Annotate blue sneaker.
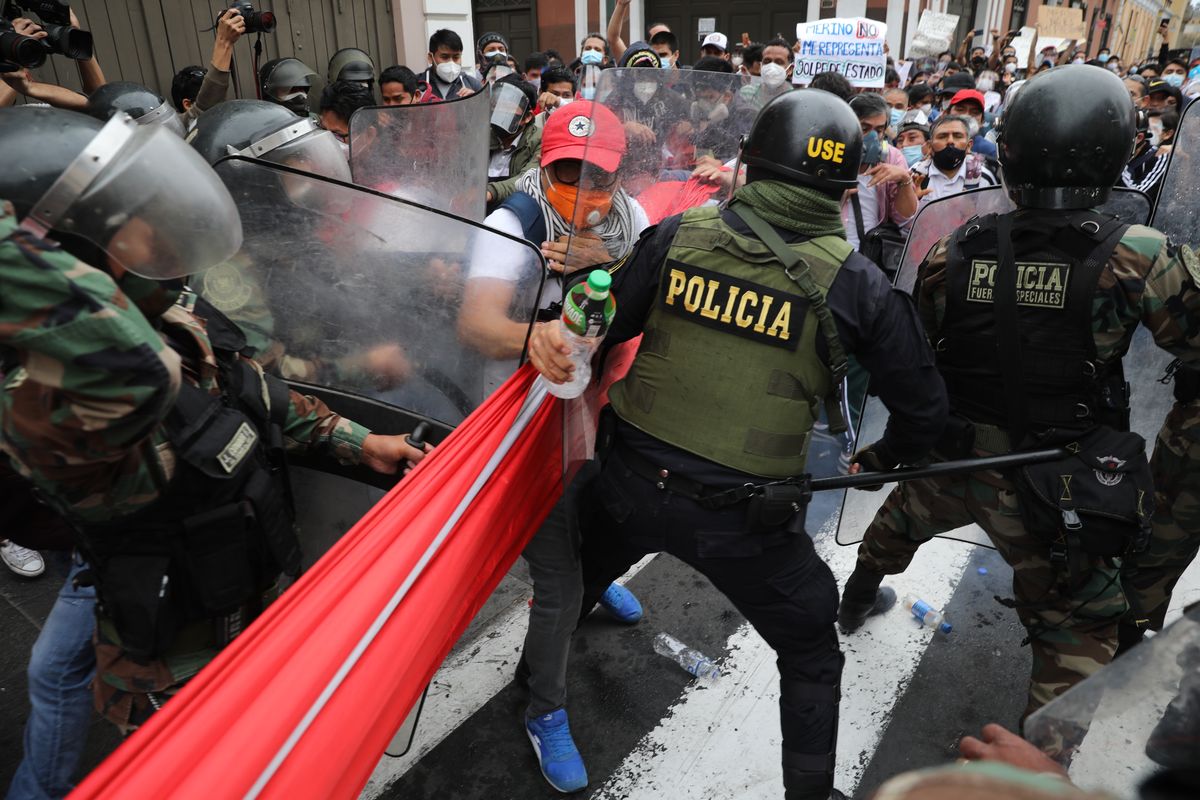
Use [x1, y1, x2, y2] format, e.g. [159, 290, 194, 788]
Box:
[525, 708, 588, 793]
[599, 582, 643, 623]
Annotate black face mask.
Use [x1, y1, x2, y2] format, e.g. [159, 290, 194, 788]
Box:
[275, 92, 310, 116]
[932, 144, 967, 171]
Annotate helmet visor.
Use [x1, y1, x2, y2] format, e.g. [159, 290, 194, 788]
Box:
[42, 116, 242, 280]
[243, 120, 352, 184]
[488, 82, 530, 134]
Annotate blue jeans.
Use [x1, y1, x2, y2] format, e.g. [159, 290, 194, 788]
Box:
[6, 556, 97, 800]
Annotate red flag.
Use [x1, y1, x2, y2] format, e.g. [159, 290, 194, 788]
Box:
[71, 365, 562, 799]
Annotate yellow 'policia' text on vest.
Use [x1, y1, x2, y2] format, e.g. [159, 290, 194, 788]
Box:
[608, 206, 852, 478]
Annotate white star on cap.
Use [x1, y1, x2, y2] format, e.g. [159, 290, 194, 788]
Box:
[568, 115, 594, 137]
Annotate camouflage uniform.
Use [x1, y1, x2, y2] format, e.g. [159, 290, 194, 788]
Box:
[0, 204, 372, 728]
[1122, 397, 1200, 635]
[855, 223, 1200, 718]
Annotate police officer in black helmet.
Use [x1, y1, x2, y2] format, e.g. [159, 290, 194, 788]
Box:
[85, 81, 186, 137]
[838, 65, 1200, 721]
[529, 88, 947, 800]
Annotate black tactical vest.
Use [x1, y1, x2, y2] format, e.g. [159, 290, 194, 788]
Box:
[935, 209, 1132, 437]
[77, 295, 300, 663]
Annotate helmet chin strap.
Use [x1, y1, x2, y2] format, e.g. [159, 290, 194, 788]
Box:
[20, 113, 137, 239]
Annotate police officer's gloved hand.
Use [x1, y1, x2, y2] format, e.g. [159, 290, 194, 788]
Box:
[849, 441, 900, 492]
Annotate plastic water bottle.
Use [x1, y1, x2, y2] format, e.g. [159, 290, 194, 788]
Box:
[653, 633, 721, 682]
[547, 269, 616, 400]
[901, 594, 952, 634]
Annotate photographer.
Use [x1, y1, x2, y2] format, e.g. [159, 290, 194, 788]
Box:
[170, 6, 245, 132]
[0, 17, 86, 109]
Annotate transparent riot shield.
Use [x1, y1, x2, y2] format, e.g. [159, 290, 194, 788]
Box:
[202, 156, 545, 429]
[835, 186, 1161, 547]
[1150, 97, 1200, 247]
[557, 68, 757, 474]
[348, 92, 489, 221]
[1025, 606, 1200, 795]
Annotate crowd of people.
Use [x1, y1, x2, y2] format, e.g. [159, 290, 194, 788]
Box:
[1, 4, 1198, 800]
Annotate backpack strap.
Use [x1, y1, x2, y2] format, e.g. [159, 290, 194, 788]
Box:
[727, 201, 850, 434]
[499, 191, 547, 247]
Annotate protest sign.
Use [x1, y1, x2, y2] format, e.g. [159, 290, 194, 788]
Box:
[908, 11, 959, 59]
[895, 59, 913, 86]
[793, 17, 887, 88]
[1009, 25, 1038, 66]
[1037, 6, 1086, 40]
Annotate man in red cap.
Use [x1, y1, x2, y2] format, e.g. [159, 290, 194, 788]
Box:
[460, 98, 650, 794]
[948, 87, 998, 161]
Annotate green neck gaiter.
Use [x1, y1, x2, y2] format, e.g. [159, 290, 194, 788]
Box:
[733, 179, 847, 239]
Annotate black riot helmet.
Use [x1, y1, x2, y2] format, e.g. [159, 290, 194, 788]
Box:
[0, 106, 242, 280]
[996, 64, 1135, 210]
[187, 99, 350, 183]
[739, 88, 862, 192]
[327, 47, 375, 86]
[85, 81, 185, 137]
[259, 57, 317, 115]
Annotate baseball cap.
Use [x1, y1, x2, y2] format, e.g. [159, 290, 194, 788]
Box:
[898, 109, 931, 137]
[701, 32, 728, 52]
[938, 71, 975, 94]
[541, 100, 626, 173]
[1147, 77, 1183, 103]
[949, 89, 985, 110]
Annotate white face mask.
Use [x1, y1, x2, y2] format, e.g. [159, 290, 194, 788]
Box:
[731, 55, 743, 68]
[435, 61, 462, 84]
[1148, 121, 1163, 147]
[1004, 63, 1017, 75]
[977, 78, 994, 92]
[761, 62, 787, 88]
[634, 81, 658, 103]
[966, 118, 980, 138]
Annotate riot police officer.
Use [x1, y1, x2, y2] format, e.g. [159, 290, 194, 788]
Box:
[0, 107, 426, 796]
[85, 81, 186, 137]
[837, 65, 1200, 721]
[258, 57, 317, 117]
[529, 89, 947, 800]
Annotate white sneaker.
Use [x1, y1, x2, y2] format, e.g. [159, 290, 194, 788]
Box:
[0, 540, 45, 578]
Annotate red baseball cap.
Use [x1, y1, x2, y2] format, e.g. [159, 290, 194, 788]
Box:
[949, 89, 985, 110]
[541, 100, 626, 173]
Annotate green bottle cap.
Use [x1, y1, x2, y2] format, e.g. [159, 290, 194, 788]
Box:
[586, 269, 612, 294]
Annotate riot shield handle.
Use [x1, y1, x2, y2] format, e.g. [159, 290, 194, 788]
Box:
[406, 421, 431, 451]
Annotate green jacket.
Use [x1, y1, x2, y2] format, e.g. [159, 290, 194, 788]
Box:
[487, 122, 544, 204]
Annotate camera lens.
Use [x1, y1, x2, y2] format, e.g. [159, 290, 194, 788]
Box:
[0, 30, 47, 69]
[257, 11, 277, 32]
[43, 24, 92, 61]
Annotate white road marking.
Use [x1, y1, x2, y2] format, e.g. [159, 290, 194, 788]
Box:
[592, 508, 977, 800]
[359, 556, 658, 798]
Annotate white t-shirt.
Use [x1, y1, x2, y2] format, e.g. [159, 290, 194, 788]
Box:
[844, 174, 881, 251]
[471, 200, 650, 390]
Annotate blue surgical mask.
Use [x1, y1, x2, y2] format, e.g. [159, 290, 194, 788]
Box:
[1098, 53, 1110, 63]
[889, 108, 905, 129]
[661, 57, 673, 69]
[581, 86, 596, 100]
[581, 50, 603, 66]
[862, 131, 882, 166]
[1165, 73, 1185, 88]
[901, 144, 924, 166]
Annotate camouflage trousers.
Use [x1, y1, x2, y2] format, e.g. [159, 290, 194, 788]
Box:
[854, 447, 1127, 719]
[1123, 400, 1200, 632]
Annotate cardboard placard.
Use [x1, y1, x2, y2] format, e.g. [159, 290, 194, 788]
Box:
[908, 11, 960, 59]
[1037, 6, 1087, 41]
[793, 17, 888, 88]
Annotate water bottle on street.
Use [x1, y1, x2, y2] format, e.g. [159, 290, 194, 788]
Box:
[547, 269, 616, 400]
[653, 632, 721, 682]
[901, 593, 952, 634]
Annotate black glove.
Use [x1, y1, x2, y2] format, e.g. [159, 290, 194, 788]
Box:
[849, 440, 899, 492]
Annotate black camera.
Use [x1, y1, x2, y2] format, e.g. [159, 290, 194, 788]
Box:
[230, 2, 276, 34]
[0, 17, 46, 71]
[2, 1, 93, 61]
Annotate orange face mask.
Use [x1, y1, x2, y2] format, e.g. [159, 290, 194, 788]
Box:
[545, 176, 613, 229]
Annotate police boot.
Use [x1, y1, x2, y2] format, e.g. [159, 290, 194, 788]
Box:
[1114, 620, 1146, 658]
[837, 567, 896, 633]
[782, 750, 844, 800]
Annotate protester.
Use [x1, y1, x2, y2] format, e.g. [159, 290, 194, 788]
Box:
[843, 93, 917, 252]
[476, 31, 510, 80]
[524, 52, 549, 89]
[649, 30, 680, 70]
[739, 38, 793, 111]
[1126, 75, 1148, 108]
[947, 89, 997, 161]
[378, 65, 424, 106]
[317, 80, 374, 151]
[912, 114, 997, 211]
[700, 32, 728, 61]
[1122, 108, 1170, 204]
[1146, 78, 1182, 111]
[810, 70, 853, 101]
[420, 28, 481, 100]
[535, 65, 577, 116]
[894, 110, 931, 167]
[486, 75, 541, 206]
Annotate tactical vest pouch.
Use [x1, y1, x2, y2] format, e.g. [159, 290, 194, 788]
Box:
[181, 502, 258, 615]
[748, 480, 811, 535]
[244, 468, 301, 577]
[100, 554, 178, 664]
[1015, 426, 1154, 564]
